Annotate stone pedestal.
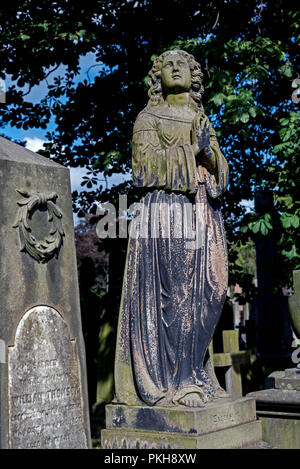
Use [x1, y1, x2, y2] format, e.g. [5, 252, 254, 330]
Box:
[0, 137, 91, 448]
[248, 368, 300, 449]
[101, 397, 263, 449]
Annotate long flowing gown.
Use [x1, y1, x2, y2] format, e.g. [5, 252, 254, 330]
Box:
[114, 102, 229, 406]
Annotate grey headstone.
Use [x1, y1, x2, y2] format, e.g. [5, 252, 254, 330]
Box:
[0, 137, 91, 448]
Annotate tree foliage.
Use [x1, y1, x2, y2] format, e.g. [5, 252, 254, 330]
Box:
[0, 0, 299, 292]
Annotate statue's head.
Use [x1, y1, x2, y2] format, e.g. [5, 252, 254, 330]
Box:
[147, 50, 204, 109]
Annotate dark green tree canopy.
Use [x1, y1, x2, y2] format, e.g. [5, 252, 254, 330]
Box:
[0, 0, 299, 290]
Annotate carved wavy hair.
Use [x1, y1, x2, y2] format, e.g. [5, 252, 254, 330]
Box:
[146, 50, 204, 110]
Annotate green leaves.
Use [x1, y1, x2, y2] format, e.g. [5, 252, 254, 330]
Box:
[274, 112, 300, 152]
[282, 245, 299, 260]
[240, 113, 249, 123]
[0, 0, 299, 292]
[281, 213, 300, 229]
[252, 215, 273, 236]
[280, 62, 293, 78]
[19, 33, 30, 41]
[241, 213, 273, 236]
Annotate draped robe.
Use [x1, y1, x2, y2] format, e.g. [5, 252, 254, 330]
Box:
[114, 103, 229, 406]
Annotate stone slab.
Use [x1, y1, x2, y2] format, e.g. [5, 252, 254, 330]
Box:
[241, 440, 274, 449]
[275, 377, 300, 391]
[101, 420, 262, 449]
[248, 389, 300, 410]
[0, 137, 91, 448]
[265, 368, 300, 391]
[284, 368, 300, 377]
[258, 415, 300, 450]
[105, 397, 257, 435]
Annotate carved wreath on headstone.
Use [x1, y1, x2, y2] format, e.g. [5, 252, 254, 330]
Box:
[13, 189, 64, 263]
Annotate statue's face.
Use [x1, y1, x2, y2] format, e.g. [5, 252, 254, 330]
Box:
[161, 52, 191, 93]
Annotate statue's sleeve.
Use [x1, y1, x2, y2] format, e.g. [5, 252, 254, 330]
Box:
[132, 111, 197, 194]
[198, 121, 229, 198]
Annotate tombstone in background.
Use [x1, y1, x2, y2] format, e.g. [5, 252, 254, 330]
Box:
[0, 137, 91, 449]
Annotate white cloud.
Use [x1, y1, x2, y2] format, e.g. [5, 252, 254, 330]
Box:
[25, 137, 46, 153]
[69, 166, 89, 192]
[240, 199, 254, 213]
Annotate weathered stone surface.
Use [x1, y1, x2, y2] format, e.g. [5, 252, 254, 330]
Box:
[259, 416, 300, 450]
[0, 137, 91, 448]
[241, 440, 274, 449]
[114, 50, 229, 409]
[102, 51, 265, 449]
[102, 397, 263, 449]
[275, 377, 300, 391]
[101, 420, 262, 449]
[248, 386, 300, 449]
[285, 368, 300, 377]
[105, 397, 256, 435]
[8, 306, 87, 449]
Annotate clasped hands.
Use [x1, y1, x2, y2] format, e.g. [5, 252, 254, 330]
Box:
[191, 113, 217, 174]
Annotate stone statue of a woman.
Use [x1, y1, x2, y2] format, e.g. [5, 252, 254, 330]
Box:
[114, 50, 229, 408]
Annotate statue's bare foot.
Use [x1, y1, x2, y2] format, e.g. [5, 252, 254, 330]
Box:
[178, 392, 208, 407]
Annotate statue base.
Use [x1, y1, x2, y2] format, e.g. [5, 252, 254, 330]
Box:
[248, 368, 300, 449]
[101, 397, 263, 449]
